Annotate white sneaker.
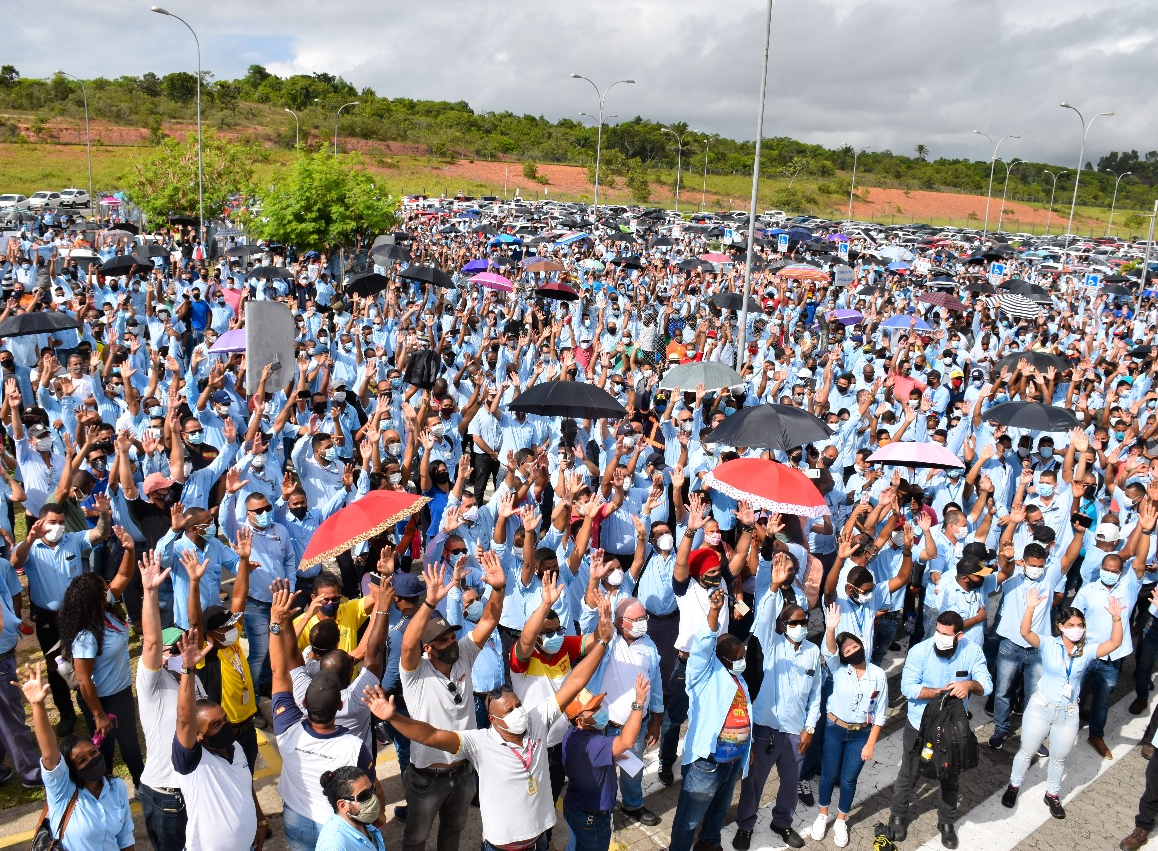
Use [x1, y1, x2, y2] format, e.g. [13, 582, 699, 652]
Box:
[810, 813, 829, 841]
[833, 819, 849, 848]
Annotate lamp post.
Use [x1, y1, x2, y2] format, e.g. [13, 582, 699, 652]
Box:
[972, 130, 1020, 235]
[662, 127, 687, 213]
[151, 6, 203, 244]
[738, 0, 775, 362]
[570, 74, 634, 217]
[56, 70, 93, 216]
[1107, 170, 1132, 237]
[701, 136, 714, 211]
[1042, 169, 1066, 236]
[331, 102, 360, 155]
[995, 159, 1022, 234]
[847, 147, 865, 221]
[284, 107, 300, 148]
[1059, 103, 1114, 252]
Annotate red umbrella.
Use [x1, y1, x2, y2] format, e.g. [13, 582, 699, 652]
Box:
[701, 458, 829, 517]
[535, 281, 579, 301]
[299, 490, 430, 569]
[918, 291, 966, 313]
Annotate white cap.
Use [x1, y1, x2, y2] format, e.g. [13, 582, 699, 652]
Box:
[797, 367, 814, 379]
[1095, 523, 1121, 543]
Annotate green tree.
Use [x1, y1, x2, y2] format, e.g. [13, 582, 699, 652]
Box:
[914, 144, 929, 162]
[161, 72, 198, 104]
[626, 169, 651, 203]
[0, 65, 18, 87]
[130, 131, 256, 223]
[522, 162, 538, 180]
[251, 151, 398, 253]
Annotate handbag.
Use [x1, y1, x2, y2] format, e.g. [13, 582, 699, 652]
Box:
[30, 788, 79, 851]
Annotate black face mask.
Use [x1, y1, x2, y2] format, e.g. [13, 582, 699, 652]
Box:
[202, 724, 236, 751]
[312, 402, 327, 416]
[432, 470, 451, 486]
[289, 505, 308, 520]
[841, 646, 866, 667]
[433, 643, 460, 665]
[74, 753, 107, 783]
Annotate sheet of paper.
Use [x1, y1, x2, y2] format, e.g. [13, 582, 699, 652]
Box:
[616, 749, 644, 777]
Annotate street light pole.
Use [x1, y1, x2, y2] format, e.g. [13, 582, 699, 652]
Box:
[56, 71, 93, 216]
[284, 107, 300, 148]
[701, 136, 713, 211]
[1107, 170, 1132, 237]
[848, 148, 865, 221]
[973, 130, 1020, 235]
[996, 159, 1021, 234]
[570, 74, 634, 218]
[1042, 169, 1066, 236]
[1060, 103, 1114, 252]
[1142, 200, 1158, 293]
[662, 127, 686, 213]
[332, 102, 360, 155]
[738, 0, 774, 363]
[151, 6, 204, 245]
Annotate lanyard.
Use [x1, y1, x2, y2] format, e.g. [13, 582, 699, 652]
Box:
[503, 739, 536, 773]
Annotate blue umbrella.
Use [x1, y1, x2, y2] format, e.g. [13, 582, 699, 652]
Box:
[786, 227, 813, 241]
[491, 234, 522, 245]
[461, 259, 488, 274]
[879, 315, 932, 332]
[886, 261, 911, 271]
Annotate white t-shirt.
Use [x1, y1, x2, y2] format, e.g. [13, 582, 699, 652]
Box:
[458, 699, 564, 846]
[675, 578, 729, 653]
[137, 663, 205, 790]
[173, 739, 256, 851]
[290, 666, 379, 750]
[401, 635, 482, 768]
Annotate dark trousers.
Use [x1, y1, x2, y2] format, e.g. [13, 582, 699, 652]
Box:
[0, 656, 42, 784]
[138, 784, 188, 851]
[28, 604, 77, 727]
[1136, 616, 1158, 703]
[660, 656, 689, 770]
[736, 725, 802, 831]
[648, 613, 681, 686]
[1081, 657, 1122, 739]
[1137, 741, 1158, 831]
[472, 451, 500, 497]
[235, 718, 259, 773]
[890, 723, 960, 825]
[402, 763, 478, 851]
[77, 685, 145, 786]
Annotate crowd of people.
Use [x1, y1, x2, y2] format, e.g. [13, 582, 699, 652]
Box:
[3, 201, 1158, 851]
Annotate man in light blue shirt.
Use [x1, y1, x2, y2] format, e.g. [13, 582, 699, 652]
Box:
[888, 611, 991, 845]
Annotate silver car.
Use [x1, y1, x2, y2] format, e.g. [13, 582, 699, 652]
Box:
[0, 194, 29, 211]
[58, 188, 90, 209]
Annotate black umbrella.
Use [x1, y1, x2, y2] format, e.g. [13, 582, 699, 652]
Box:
[1103, 283, 1134, 298]
[398, 264, 454, 289]
[966, 280, 997, 294]
[248, 265, 294, 281]
[106, 222, 140, 236]
[995, 350, 1068, 375]
[1103, 273, 1132, 284]
[712, 292, 761, 312]
[0, 310, 83, 338]
[610, 255, 643, 270]
[98, 255, 151, 276]
[982, 401, 1081, 432]
[227, 244, 265, 258]
[133, 244, 168, 259]
[472, 224, 498, 236]
[168, 215, 199, 227]
[68, 221, 101, 232]
[678, 258, 715, 273]
[509, 380, 627, 420]
[347, 272, 392, 298]
[651, 236, 676, 247]
[605, 233, 637, 244]
[373, 244, 411, 263]
[1001, 279, 1052, 303]
[389, 231, 412, 243]
[1129, 344, 1156, 358]
[855, 285, 888, 297]
[704, 404, 833, 451]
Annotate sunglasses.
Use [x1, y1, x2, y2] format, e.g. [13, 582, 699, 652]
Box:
[785, 619, 808, 627]
[446, 548, 467, 557]
[343, 788, 375, 804]
[446, 680, 463, 706]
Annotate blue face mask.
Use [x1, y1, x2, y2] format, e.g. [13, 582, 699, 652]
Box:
[1039, 446, 1054, 459]
[591, 706, 610, 730]
[1037, 483, 1055, 498]
[391, 378, 403, 390]
[1114, 431, 1126, 441]
[654, 403, 667, 413]
[946, 468, 962, 480]
[1100, 568, 1122, 587]
[324, 446, 338, 462]
[540, 633, 565, 654]
[464, 600, 485, 623]
[320, 601, 340, 617]
[723, 406, 736, 416]
[251, 509, 271, 530]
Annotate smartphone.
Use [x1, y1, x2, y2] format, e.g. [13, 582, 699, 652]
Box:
[369, 574, 383, 587]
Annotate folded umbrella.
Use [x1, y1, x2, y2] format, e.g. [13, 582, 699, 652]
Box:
[701, 458, 829, 517]
[703, 404, 833, 451]
[867, 441, 963, 470]
[509, 380, 626, 420]
[981, 401, 1081, 432]
[300, 490, 430, 570]
[658, 362, 744, 393]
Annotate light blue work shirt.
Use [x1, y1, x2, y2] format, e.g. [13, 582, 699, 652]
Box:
[0, 559, 22, 654]
[636, 548, 678, 616]
[24, 532, 92, 611]
[71, 614, 133, 696]
[900, 636, 992, 727]
[156, 531, 241, 629]
[316, 812, 386, 851]
[446, 587, 504, 693]
[41, 758, 134, 851]
[821, 647, 888, 728]
[682, 622, 752, 776]
[1036, 636, 1097, 706]
[751, 591, 823, 734]
[220, 495, 298, 603]
[178, 441, 239, 510]
[995, 563, 1063, 648]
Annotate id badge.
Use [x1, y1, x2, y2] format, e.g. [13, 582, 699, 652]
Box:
[1061, 683, 1073, 701]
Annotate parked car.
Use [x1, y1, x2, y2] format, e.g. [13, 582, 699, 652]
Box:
[58, 188, 90, 209]
[0, 194, 29, 211]
[27, 191, 62, 210]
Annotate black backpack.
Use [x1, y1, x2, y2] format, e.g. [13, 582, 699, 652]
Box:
[914, 693, 979, 780]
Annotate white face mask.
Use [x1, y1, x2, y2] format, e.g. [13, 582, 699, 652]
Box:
[495, 705, 529, 735]
[627, 618, 648, 639]
[1061, 626, 1085, 642]
[250, 455, 265, 471]
[1023, 564, 1045, 581]
[219, 627, 239, 647]
[785, 624, 808, 643]
[388, 472, 402, 486]
[933, 632, 957, 652]
[36, 437, 53, 452]
[656, 534, 674, 552]
[606, 567, 624, 587]
[460, 505, 479, 523]
[387, 442, 403, 457]
[43, 523, 65, 544]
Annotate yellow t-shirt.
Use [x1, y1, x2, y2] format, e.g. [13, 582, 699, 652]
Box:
[206, 642, 256, 724]
[294, 599, 369, 656]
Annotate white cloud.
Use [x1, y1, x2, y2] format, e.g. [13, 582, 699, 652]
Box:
[9, 0, 1158, 165]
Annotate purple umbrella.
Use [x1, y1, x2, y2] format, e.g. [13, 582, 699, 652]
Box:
[879, 315, 933, 332]
[461, 259, 489, 274]
[209, 329, 246, 353]
[826, 309, 864, 325]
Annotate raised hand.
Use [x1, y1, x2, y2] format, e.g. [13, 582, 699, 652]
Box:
[179, 548, 209, 584]
[234, 526, 252, 559]
[686, 492, 707, 532]
[1107, 595, 1124, 619]
[269, 578, 299, 624]
[225, 468, 249, 495]
[735, 500, 755, 528]
[708, 586, 726, 611]
[12, 662, 50, 705]
[479, 550, 508, 591]
[139, 550, 171, 592]
[422, 563, 452, 604]
[363, 685, 396, 721]
[178, 629, 211, 671]
[771, 552, 793, 588]
[112, 525, 134, 551]
[824, 601, 841, 630]
[496, 492, 517, 520]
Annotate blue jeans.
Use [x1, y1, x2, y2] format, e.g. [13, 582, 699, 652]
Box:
[1136, 616, 1158, 702]
[564, 808, 613, 851]
[137, 784, 187, 851]
[818, 722, 870, 815]
[282, 804, 324, 851]
[660, 657, 688, 770]
[243, 598, 272, 694]
[872, 614, 902, 667]
[668, 757, 744, 851]
[607, 720, 648, 810]
[801, 672, 834, 781]
[1081, 657, 1121, 739]
[993, 639, 1042, 737]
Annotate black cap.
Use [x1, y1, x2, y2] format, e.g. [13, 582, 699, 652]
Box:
[421, 614, 461, 645]
[203, 605, 241, 633]
[961, 541, 994, 563]
[303, 670, 344, 717]
[646, 452, 666, 469]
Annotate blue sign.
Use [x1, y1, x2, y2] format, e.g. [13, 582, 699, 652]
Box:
[777, 234, 789, 252]
[989, 262, 1006, 278]
[837, 242, 849, 259]
[1084, 273, 1102, 288]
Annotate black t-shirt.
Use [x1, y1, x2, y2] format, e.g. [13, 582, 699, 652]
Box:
[127, 495, 175, 551]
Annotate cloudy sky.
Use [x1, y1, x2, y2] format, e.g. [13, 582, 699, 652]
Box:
[12, 0, 1155, 167]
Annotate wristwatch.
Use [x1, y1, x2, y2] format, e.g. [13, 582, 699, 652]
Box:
[270, 623, 282, 636]
[631, 702, 645, 712]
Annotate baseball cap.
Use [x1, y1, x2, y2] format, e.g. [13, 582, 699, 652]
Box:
[142, 472, 177, 496]
[421, 614, 461, 646]
[303, 670, 344, 717]
[970, 369, 984, 380]
[961, 541, 995, 563]
[563, 688, 607, 721]
[210, 390, 231, 405]
[202, 605, 241, 633]
[1095, 523, 1121, 543]
[27, 423, 49, 439]
[646, 452, 666, 469]
[956, 558, 995, 578]
[392, 573, 424, 599]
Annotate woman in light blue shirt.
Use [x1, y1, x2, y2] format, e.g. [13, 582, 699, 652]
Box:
[1002, 589, 1123, 818]
[316, 766, 387, 851]
[15, 662, 134, 851]
[810, 602, 888, 848]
